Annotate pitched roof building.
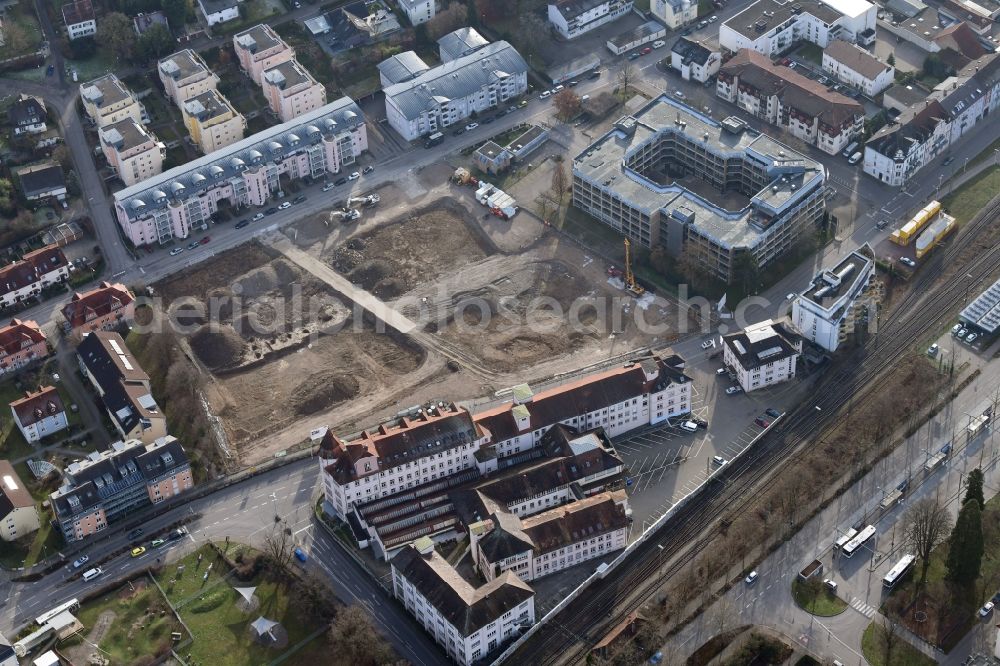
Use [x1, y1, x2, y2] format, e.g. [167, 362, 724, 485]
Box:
[10, 385, 68, 443]
[9, 95, 47, 135]
[0, 459, 39, 541]
[16, 163, 67, 201]
[822, 39, 894, 96]
[438, 27, 490, 62]
[61, 282, 136, 337]
[723, 319, 802, 392]
[62, 0, 96, 40]
[0, 319, 48, 375]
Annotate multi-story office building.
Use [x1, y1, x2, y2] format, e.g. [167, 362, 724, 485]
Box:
[99, 119, 166, 186]
[158, 49, 220, 107]
[51, 436, 193, 542]
[397, 0, 436, 25]
[234, 24, 295, 85]
[547, 0, 634, 39]
[182, 90, 247, 155]
[80, 74, 143, 128]
[472, 489, 629, 582]
[652, 0, 697, 28]
[572, 96, 827, 283]
[262, 59, 328, 123]
[822, 40, 894, 96]
[722, 319, 802, 392]
[77, 331, 167, 444]
[382, 40, 528, 141]
[0, 460, 38, 541]
[670, 37, 721, 82]
[392, 537, 535, 666]
[10, 386, 68, 443]
[112, 97, 366, 246]
[0, 320, 48, 376]
[791, 244, 876, 351]
[61, 282, 136, 338]
[718, 49, 864, 155]
[719, 0, 876, 56]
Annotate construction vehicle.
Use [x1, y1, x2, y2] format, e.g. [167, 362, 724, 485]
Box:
[475, 182, 518, 220]
[326, 207, 361, 224]
[452, 167, 479, 186]
[623, 238, 645, 297]
[348, 193, 380, 208]
[607, 266, 623, 278]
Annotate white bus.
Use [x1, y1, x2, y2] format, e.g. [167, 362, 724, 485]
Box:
[834, 528, 858, 551]
[882, 554, 915, 588]
[841, 525, 876, 558]
[35, 598, 79, 626]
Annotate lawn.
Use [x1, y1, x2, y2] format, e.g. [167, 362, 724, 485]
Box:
[940, 165, 1000, 224]
[967, 135, 1000, 171]
[65, 51, 119, 83]
[861, 622, 936, 666]
[0, 513, 61, 569]
[791, 579, 848, 616]
[0, 5, 42, 61]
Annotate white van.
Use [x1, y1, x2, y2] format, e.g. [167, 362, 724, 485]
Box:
[841, 141, 859, 158]
[82, 567, 103, 581]
[848, 152, 862, 165]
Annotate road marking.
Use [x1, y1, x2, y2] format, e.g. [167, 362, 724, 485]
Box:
[850, 598, 877, 618]
[293, 524, 312, 535]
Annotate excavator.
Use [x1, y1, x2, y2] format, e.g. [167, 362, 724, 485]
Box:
[623, 238, 645, 297]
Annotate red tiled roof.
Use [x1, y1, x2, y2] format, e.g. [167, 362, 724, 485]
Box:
[62, 282, 135, 328]
[0, 319, 46, 357]
[10, 386, 64, 427]
[0, 262, 38, 294]
[62, 0, 95, 26]
[22, 244, 68, 276]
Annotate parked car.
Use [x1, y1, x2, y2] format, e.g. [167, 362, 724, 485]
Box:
[980, 601, 995, 618]
[745, 571, 758, 585]
[966, 332, 978, 343]
[72, 555, 89, 568]
[130, 546, 146, 558]
[169, 247, 184, 256]
[765, 408, 782, 419]
[518, 99, 529, 107]
[708, 15, 718, 21]
[482, 116, 495, 124]
[679, 421, 698, 433]
[652, 40, 666, 48]
[553, 84, 565, 92]
[942, 156, 955, 166]
[347, 172, 360, 180]
[754, 417, 770, 428]
[292, 195, 307, 204]
[235, 219, 250, 229]
[265, 207, 278, 215]
[151, 538, 166, 548]
[568, 80, 579, 87]
[322, 182, 335, 192]
[713, 455, 727, 466]
[957, 327, 968, 338]
[539, 91, 551, 99]
[334, 177, 348, 186]
[876, 219, 889, 230]
[252, 212, 265, 221]
[674, 90, 685, 99]
[641, 47, 652, 55]
[693, 418, 709, 429]
[900, 256, 916, 267]
[278, 201, 292, 210]
[187, 240, 200, 250]
[200, 236, 210, 244]
[362, 165, 374, 175]
[168, 528, 187, 541]
[726, 386, 743, 395]
[716, 367, 728, 375]
[951, 323, 963, 335]
[824, 578, 838, 592]
[294, 547, 308, 563]
[786, 293, 796, 301]
[927, 343, 939, 357]
[628, 52, 640, 61]
[452, 127, 466, 136]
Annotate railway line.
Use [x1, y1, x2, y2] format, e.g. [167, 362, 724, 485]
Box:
[502, 194, 1000, 665]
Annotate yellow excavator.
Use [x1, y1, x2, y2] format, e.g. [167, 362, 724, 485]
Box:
[623, 238, 645, 297]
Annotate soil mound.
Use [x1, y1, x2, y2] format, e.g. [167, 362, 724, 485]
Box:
[291, 372, 361, 415]
[190, 325, 246, 369]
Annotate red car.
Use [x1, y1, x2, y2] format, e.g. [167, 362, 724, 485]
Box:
[641, 47, 653, 55]
[200, 236, 210, 245]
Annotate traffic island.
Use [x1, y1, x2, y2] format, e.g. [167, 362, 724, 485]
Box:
[791, 578, 848, 617]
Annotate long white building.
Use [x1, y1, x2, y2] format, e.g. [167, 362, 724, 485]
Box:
[719, 0, 876, 57]
[111, 97, 365, 247]
[791, 244, 876, 351]
[546, 0, 634, 40]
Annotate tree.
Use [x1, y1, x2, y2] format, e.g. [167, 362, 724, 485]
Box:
[553, 89, 582, 120]
[68, 35, 97, 60]
[876, 616, 901, 666]
[518, 13, 550, 59]
[136, 23, 174, 61]
[98, 12, 137, 62]
[162, 0, 193, 27]
[550, 161, 569, 207]
[0, 179, 16, 216]
[262, 516, 295, 575]
[902, 497, 952, 587]
[887, 52, 896, 67]
[731, 251, 760, 297]
[923, 54, 952, 80]
[964, 468, 985, 510]
[425, 2, 465, 40]
[617, 60, 636, 98]
[327, 605, 396, 666]
[946, 499, 984, 587]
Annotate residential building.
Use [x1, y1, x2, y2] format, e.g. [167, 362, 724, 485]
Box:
[0, 245, 70, 308]
[378, 51, 432, 87]
[932, 21, 990, 70]
[262, 59, 328, 123]
[652, 0, 697, 28]
[0, 460, 39, 541]
[77, 331, 167, 444]
[398, 0, 436, 25]
[10, 386, 68, 443]
[0, 320, 48, 375]
[821, 40, 894, 96]
[865, 54, 1000, 185]
[438, 27, 489, 62]
[198, 0, 239, 26]
[9, 95, 47, 135]
[670, 37, 721, 82]
[720, 0, 877, 57]
[62, 0, 96, 40]
[61, 282, 136, 337]
[471, 490, 629, 582]
[382, 41, 528, 141]
[881, 82, 931, 115]
[99, 119, 166, 186]
[392, 537, 535, 666]
[723, 319, 802, 392]
[16, 163, 66, 202]
[547, 0, 634, 40]
[51, 436, 194, 542]
[112, 97, 367, 246]
[182, 90, 246, 155]
[718, 49, 864, 155]
[572, 95, 827, 284]
[158, 49, 220, 107]
[791, 244, 877, 351]
[234, 24, 295, 85]
[80, 74, 143, 128]
[133, 10, 168, 35]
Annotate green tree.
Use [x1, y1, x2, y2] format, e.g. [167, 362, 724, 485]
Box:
[68, 35, 97, 59]
[97, 12, 137, 62]
[887, 52, 895, 67]
[162, 0, 192, 28]
[923, 54, 952, 80]
[964, 468, 985, 510]
[136, 23, 174, 60]
[946, 499, 984, 587]
[0, 179, 15, 216]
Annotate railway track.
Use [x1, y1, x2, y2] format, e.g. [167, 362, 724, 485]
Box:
[503, 194, 1000, 665]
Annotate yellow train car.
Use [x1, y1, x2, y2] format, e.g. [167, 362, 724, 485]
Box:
[891, 200, 942, 246]
[915, 212, 956, 258]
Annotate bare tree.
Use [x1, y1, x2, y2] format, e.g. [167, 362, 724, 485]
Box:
[425, 2, 465, 40]
[553, 89, 582, 120]
[707, 596, 736, 636]
[550, 162, 569, 208]
[877, 616, 901, 666]
[263, 517, 296, 576]
[518, 13, 550, 60]
[902, 497, 952, 587]
[617, 61, 636, 98]
[328, 605, 397, 666]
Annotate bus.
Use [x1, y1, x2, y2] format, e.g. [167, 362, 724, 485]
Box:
[841, 525, 876, 558]
[35, 598, 79, 626]
[834, 528, 858, 551]
[882, 554, 916, 588]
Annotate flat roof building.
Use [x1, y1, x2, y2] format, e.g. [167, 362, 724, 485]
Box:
[182, 89, 247, 155]
[547, 0, 634, 40]
[960, 276, 1000, 338]
[80, 74, 142, 129]
[262, 59, 327, 123]
[791, 243, 875, 351]
[99, 118, 166, 187]
[234, 24, 294, 85]
[158, 49, 220, 107]
[720, 0, 876, 56]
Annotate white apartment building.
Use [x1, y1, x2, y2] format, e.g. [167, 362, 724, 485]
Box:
[158, 49, 220, 107]
[262, 59, 328, 123]
[62, 0, 96, 40]
[0, 247, 70, 309]
[822, 40, 893, 96]
[234, 24, 294, 85]
[0, 461, 39, 542]
[392, 537, 535, 666]
[723, 320, 802, 392]
[547, 0, 633, 40]
[398, 0, 436, 25]
[438, 27, 489, 62]
[80, 74, 143, 129]
[382, 40, 528, 141]
[10, 386, 68, 444]
[791, 244, 876, 351]
[471, 490, 629, 582]
[112, 98, 366, 247]
[719, 0, 876, 57]
[652, 0, 697, 28]
[670, 37, 721, 82]
[99, 118, 166, 187]
[198, 0, 239, 26]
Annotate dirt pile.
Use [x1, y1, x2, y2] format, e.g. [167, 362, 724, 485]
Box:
[190, 325, 246, 369]
[290, 372, 362, 415]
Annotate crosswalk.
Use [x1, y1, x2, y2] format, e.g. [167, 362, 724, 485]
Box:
[850, 598, 877, 618]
